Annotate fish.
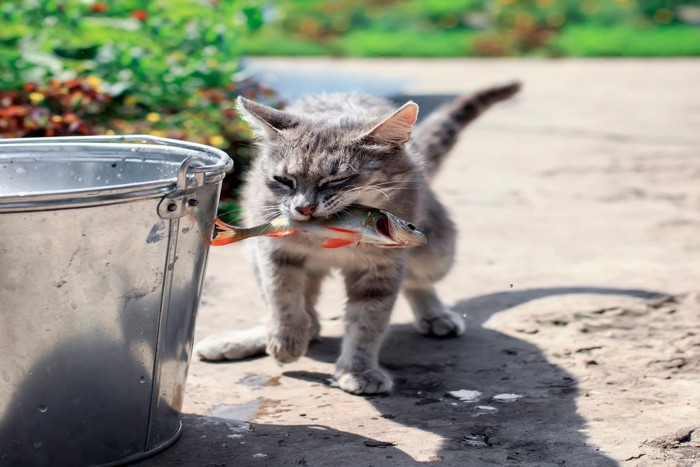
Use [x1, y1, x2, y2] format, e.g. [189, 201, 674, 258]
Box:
[210, 205, 427, 249]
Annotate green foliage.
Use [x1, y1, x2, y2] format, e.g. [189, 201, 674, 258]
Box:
[239, 0, 700, 57]
[217, 199, 243, 224]
[554, 24, 700, 57]
[234, 28, 330, 56]
[0, 79, 111, 137]
[335, 29, 479, 57]
[0, 0, 284, 201]
[0, 0, 257, 108]
[637, 0, 692, 24]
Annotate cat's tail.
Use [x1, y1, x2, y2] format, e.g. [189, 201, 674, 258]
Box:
[412, 82, 521, 179]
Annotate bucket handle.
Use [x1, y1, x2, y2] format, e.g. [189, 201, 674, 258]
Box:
[157, 156, 208, 219]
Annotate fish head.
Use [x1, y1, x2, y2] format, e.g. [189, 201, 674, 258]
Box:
[375, 211, 427, 248]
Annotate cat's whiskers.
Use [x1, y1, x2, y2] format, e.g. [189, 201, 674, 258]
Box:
[365, 187, 392, 201]
[258, 205, 283, 224]
[345, 177, 413, 193]
[258, 213, 279, 222]
[365, 178, 414, 189]
[345, 184, 393, 202]
[216, 208, 240, 218]
[259, 206, 281, 216]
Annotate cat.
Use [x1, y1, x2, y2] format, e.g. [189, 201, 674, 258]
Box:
[195, 82, 521, 394]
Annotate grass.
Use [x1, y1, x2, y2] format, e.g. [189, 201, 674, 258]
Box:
[238, 24, 700, 58]
[237, 28, 479, 57]
[334, 29, 479, 57]
[235, 29, 330, 56]
[554, 25, 700, 57]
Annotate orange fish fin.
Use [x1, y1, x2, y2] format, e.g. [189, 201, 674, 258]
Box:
[321, 238, 357, 249]
[265, 229, 298, 238]
[214, 218, 235, 231]
[210, 232, 239, 246]
[321, 226, 359, 234]
[210, 218, 239, 246]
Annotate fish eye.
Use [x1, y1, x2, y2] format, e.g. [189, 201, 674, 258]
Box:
[273, 175, 295, 189]
[407, 223, 416, 231]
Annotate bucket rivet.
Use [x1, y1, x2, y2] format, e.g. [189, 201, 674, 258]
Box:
[187, 198, 199, 207]
[167, 203, 178, 212]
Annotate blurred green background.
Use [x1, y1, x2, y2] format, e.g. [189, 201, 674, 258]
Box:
[244, 0, 700, 57]
[1, 0, 699, 217]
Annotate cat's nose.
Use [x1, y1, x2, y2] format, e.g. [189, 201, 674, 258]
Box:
[296, 204, 317, 216]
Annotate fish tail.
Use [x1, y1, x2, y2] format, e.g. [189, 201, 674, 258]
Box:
[210, 218, 244, 246]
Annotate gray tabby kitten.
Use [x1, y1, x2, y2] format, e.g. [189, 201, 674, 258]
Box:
[199, 83, 520, 394]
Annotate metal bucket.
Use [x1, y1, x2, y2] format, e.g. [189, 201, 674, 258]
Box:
[0, 135, 232, 466]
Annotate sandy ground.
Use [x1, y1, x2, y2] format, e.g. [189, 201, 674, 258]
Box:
[137, 59, 700, 466]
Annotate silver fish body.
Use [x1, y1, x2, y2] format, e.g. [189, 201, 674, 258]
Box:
[212, 206, 427, 249]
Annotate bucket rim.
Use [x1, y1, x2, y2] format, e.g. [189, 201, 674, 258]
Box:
[0, 135, 233, 212]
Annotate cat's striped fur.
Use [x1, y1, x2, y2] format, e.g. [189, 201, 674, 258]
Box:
[195, 82, 521, 394]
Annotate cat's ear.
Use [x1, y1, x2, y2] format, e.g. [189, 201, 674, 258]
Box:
[366, 101, 419, 147]
[236, 96, 299, 139]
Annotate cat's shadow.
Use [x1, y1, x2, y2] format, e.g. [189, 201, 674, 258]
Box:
[287, 286, 663, 463]
[140, 286, 663, 465]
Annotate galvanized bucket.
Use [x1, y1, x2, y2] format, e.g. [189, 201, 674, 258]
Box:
[0, 135, 232, 466]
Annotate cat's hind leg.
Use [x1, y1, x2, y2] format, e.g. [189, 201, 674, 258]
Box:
[403, 286, 465, 337]
[403, 196, 465, 337]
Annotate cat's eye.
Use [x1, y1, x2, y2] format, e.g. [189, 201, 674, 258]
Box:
[273, 175, 295, 189]
[319, 174, 355, 189]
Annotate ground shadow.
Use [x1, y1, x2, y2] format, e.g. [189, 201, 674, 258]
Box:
[135, 412, 417, 466]
[144, 286, 665, 466]
[296, 286, 664, 464]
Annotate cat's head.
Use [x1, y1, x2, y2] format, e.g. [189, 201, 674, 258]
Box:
[238, 95, 419, 221]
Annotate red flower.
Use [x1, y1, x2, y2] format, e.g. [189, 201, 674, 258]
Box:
[90, 3, 107, 13]
[131, 10, 148, 20]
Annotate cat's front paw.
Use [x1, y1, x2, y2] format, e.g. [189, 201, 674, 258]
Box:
[416, 310, 466, 337]
[335, 368, 393, 395]
[267, 317, 312, 364]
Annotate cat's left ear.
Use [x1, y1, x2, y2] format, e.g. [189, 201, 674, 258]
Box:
[236, 96, 300, 140]
[365, 101, 419, 147]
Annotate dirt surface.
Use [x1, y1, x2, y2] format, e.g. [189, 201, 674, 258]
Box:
[137, 59, 700, 466]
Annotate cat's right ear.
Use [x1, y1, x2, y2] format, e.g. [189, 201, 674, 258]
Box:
[364, 101, 419, 148]
[236, 96, 299, 139]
